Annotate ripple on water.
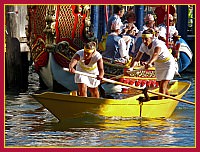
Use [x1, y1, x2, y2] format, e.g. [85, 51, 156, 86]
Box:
[5, 68, 195, 147]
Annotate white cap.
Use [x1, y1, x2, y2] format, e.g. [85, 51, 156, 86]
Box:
[111, 20, 121, 30]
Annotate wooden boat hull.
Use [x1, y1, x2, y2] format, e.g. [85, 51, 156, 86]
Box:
[32, 81, 191, 121]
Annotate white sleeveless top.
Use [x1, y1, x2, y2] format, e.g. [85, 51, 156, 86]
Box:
[74, 49, 102, 88]
[139, 39, 176, 81]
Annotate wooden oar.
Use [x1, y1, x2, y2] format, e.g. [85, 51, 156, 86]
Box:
[126, 66, 146, 75]
[126, 66, 155, 75]
[63, 68, 141, 89]
[63, 68, 195, 105]
[101, 74, 124, 84]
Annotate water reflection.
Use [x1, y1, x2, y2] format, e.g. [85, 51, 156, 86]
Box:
[5, 93, 195, 147]
[5, 69, 195, 147]
[44, 114, 191, 147]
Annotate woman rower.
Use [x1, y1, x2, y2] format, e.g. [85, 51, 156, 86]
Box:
[128, 29, 176, 99]
[69, 41, 104, 98]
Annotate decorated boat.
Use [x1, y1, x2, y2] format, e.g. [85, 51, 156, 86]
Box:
[26, 5, 193, 92]
[32, 76, 192, 121]
[26, 5, 130, 91]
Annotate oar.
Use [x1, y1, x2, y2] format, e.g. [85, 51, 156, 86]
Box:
[63, 68, 141, 89]
[126, 66, 155, 75]
[63, 68, 195, 105]
[126, 66, 146, 75]
[101, 74, 124, 84]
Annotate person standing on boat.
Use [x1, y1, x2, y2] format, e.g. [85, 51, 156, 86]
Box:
[128, 29, 176, 99]
[69, 41, 104, 98]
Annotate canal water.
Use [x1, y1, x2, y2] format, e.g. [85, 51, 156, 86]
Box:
[5, 66, 195, 148]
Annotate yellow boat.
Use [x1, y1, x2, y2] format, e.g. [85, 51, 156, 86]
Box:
[32, 81, 191, 121]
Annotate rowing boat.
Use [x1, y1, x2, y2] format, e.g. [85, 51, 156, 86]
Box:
[32, 81, 191, 121]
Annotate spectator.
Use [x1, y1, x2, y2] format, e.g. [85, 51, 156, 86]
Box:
[123, 11, 139, 36]
[158, 14, 178, 43]
[107, 5, 125, 34]
[103, 21, 130, 64]
[132, 14, 156, 62]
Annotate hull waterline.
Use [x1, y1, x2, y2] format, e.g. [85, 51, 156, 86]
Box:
[32, 81, 191, 121]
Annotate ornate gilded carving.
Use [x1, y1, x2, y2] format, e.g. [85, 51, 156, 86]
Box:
[74, 14, 83, 39]
[58, 5, 74, 39]
[43, 5, 56, 52]
[55, 41, 69, 53]
[83, 5, 97, 42]
[35, 6, 46, 38]
[55, 41, 75, 62]
[31, 38, 46, 62]
[73, 14, 84, 48]
[26, 5, 98, 63]
[75, 5, 82, 13]
[26, 5, 46, 53]
[82, 5, 90, 15]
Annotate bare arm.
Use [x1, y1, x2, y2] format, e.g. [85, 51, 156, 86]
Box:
[97, 58, 104, 80]
[145, 46, 161, 68]
[69, 54, 80, 73]
[130, 51, 144, 68]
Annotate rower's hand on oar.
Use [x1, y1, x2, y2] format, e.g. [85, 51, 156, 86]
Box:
[97, 75, 103, 81]
[144, 63, 153, 69]
[69, 67, 76, 74]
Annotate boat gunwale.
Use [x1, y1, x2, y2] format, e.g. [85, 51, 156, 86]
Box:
[32, 81, 191, 105]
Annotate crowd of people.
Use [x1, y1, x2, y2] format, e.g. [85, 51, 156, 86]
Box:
[103, 5, 180, 64]
[69, 5, 193, 99]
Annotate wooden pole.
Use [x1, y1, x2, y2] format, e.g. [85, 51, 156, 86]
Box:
[5, 5, 29, 93]
[63, 68, 195, 105]
[5, 5, 21, 92]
